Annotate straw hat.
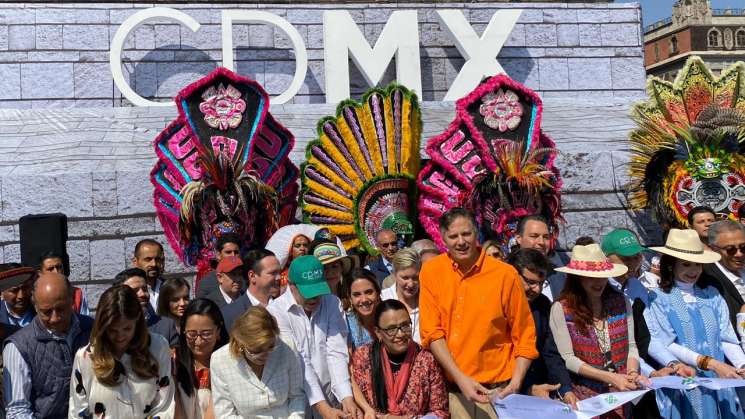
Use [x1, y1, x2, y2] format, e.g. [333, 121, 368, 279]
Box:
[555, 243, 628, 278]
[649, 229, 721, 264]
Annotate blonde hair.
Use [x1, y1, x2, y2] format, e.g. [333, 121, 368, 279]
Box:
[391, 248, 421, 273]
[228, 306, 279, 358]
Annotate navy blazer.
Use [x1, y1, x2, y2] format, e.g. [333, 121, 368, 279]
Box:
[366, 257, 391, 285]
[146, 305, 178, 347]
[221, 293, 252, 333]
[700, 263, 745, 332]
[522, 294, 572, 396]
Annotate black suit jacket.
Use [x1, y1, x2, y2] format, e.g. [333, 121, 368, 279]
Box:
[221, 293, 252, 333]
[522, 294, 573, 396]
[701, 263, 745, 331]
[146, 305, 179, 347]
[197, 271, 247, 299]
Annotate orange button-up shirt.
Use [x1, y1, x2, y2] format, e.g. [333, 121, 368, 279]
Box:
[420, 249, 538, 384]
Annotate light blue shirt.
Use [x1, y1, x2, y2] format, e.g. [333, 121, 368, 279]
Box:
[3, 302, 33, 328]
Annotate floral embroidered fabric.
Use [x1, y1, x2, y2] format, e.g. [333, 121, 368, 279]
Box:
[479, 88, 523, 132]
[199, 83, 246, 130]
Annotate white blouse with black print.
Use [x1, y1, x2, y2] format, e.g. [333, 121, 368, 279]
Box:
[69, 332, 175, 419]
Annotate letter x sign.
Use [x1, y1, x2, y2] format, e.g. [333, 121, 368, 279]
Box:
[437, 9, 522, 101]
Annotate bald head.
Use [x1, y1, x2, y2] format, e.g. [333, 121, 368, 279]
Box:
[33, 272, 73, 334]
[375, 229, 399, 260]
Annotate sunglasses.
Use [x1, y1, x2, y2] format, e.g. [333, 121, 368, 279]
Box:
[711, 243, 745, 256]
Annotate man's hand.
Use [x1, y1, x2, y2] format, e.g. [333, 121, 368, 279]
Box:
[456, 375, 492, 403]
[496, 382, 521, 400]
[315, 401, 344, 419]
[562, 391, 578, 410]
[528, 383, 561, 399]
[341, 396, 362, 419]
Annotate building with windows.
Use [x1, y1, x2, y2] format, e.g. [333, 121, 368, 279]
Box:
[644, 0, 745, 80]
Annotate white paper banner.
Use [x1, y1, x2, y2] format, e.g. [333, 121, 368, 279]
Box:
[491, 377, 745, 419]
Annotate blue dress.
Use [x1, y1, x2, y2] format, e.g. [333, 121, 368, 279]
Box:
[345, 311, 373, 351]
[646, 285, 743, 419]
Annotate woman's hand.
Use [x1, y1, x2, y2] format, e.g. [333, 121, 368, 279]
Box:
[649, 367, 673, 378]
[709, 360, 741, 379]
[363, 407, 376, 419]
[529, 383, 561, 399]
[562, 391, 579, 410]
[606, 373, 638, 391]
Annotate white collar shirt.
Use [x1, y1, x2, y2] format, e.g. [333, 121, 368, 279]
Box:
[218, 286, 234, 305]
[148, 278, 162, 310]
[267, 290, 352, 407]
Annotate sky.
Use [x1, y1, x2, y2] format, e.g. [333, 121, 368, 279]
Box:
[619, 1, 744, 25]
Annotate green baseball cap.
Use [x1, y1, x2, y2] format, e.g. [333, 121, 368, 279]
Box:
[601, 229, 644, 257]
[288, 255, 331, 299]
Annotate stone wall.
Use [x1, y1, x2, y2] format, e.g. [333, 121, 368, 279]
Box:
[0, 2, 644, 107]
[0, 2, 649, 304]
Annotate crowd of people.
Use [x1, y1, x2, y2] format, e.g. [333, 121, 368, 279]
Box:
[0, 205, 744, 418]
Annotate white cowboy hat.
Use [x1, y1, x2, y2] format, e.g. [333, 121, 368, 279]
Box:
[555, 243, 628, 278]
[649, 229, 721, 264]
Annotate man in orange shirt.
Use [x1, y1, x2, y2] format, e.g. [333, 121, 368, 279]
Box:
[420, 208, 538, 418]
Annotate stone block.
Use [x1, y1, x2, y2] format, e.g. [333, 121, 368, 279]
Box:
[74, 63, 112, 98]
[561, 192, 627, 211]
[543, 9, 578, 24]
[133, 62, 157, 100]
[265, 61, 296, 96]
[556, 151, 618, 192]
[180, 24, 221, 50]
[67, 239, 90, 281]
[0, 26, 7, 50]
[249, 24, 274, 48]
[275, 25, 305, 49]
[76, 283, 107, 309]
[154, 25, 181, 50]
[134, 25, 156, 51]
[156, 62, 215, 98]
[21, 62, 74, 99]
[2, 172, 93, 220]
[27, 51, 79, 62]
[92, 171, 117, 217]
[8, 26, 34, 50]
[610, 9, 639, 23]
[579, 24, 602, 47]
[568, 58, 611, 90]
[36, 25, 63, 50]
[0, 225, 14, 243]
[301, 60, 323, 96]
[40, 9, 109, 24]
[116, 169, 154, 215]
[90, 239, 125, 280]
[0, 52, 27, 63]
[63, 25, 109, 50]
[525, 24, 557, 47]
[501, 58, 540, 91]
[3, 244, 19, 264]
[69, 217, 156, 238]
[601, 24, 640, 47]
[614, 47, 643, 57]
[560, 209, 635, 248]
[287, 9, 325, 25]
[364, 9, 393, 24]
[612, 57, 645, 90]
[557, 24, 579, 47]
[0, 9, 35, 25]
[577, 9, 610, 24]
[539, 58, 568, 90]
[306, 25, 324, 50]
[504, 23, 525, 47]
[235, 61, 265, 87]
[419, 23, 450, 47]
[517, 9, 544, 24]
[0, 64, 20, 100]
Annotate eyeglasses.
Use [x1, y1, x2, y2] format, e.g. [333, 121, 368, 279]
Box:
[184, 329, 216, 341]
[379, 242, 398, 249]
[379, 322, 412, 337]
[711, 243, 745, 256]
[524, 280, 548, 290]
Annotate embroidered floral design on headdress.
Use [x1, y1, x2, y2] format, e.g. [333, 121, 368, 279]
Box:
[479, 89, 523, 132]
[199, 83, 246, 130]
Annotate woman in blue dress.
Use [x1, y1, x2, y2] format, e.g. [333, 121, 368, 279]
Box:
[345, 268, 382, 352]
[646, 229, 745, 418]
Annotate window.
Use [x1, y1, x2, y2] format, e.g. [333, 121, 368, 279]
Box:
[709, 28, 721, 47]
[670, 36, 678, 53]
[655, 43, 660, 61]
[737, 30, 745, 47]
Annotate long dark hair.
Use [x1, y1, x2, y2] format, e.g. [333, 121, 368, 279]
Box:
[370, 299, 414, 413]
[558, 274, 614, 335]
[91, 285, 157, 386]
[344, 268, 381, 313]
[175, 298, 228, 397]
[658, 253, 706, 293]
[156, 277, 190, 320]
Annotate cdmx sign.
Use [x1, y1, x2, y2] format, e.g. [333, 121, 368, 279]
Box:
[110, 7, 522, 106]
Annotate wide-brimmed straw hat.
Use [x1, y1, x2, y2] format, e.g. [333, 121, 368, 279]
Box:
[555, 243, 628, 278]
[650, 228, 721, 264]
[312, 242, 357, 273]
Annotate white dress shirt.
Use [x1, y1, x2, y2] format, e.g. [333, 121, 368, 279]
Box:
[149, 277, 163, 310]
[380, 285, 420, 344]
[267, 290, 352, 408]
[714, 262, 745, 301]
[219, 286, 234, 305]
[210, 339, 304, 418]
